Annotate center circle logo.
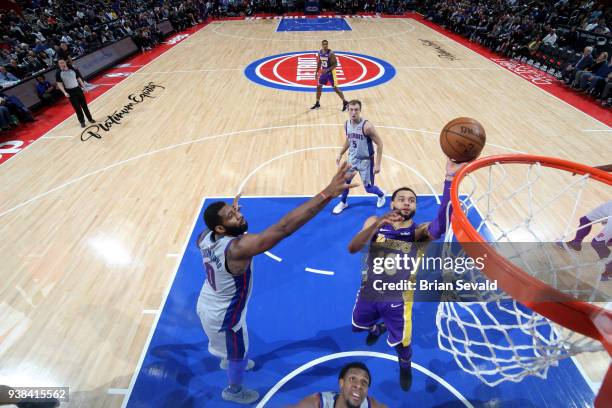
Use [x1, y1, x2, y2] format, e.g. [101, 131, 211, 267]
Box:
[244, 51, 395, 92]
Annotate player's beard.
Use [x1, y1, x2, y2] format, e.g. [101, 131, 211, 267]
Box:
[394, 208, 415, 221]
[402, 210, 415, 221]
[224, 221, 248, 236]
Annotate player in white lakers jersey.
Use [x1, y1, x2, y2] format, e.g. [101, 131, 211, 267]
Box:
[333, 100, 385, 215]
[197, 163, 358, 404]
[291, 362, 387, 408]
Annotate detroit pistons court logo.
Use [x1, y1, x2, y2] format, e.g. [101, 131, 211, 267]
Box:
[244, 51, 395, 92]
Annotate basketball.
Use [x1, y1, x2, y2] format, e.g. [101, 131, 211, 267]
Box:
[439, 117, 486, 163]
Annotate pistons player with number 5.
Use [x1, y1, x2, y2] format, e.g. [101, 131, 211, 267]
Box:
[310, 40, 349, 111]
[333, 99, 385, 215]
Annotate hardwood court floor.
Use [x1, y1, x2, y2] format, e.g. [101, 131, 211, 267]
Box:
[0, 17, 610, 407]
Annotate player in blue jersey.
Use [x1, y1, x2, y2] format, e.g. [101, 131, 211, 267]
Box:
[310, 40, 349, 111]
[347, 158, 467, 391]
[333, 100, 385, 214]
[197, 163, 358, 404]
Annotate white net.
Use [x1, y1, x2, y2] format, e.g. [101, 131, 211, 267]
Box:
[436, 158, 611, 386]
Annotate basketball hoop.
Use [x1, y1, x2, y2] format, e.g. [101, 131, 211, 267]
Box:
[436, 154, 612, 407]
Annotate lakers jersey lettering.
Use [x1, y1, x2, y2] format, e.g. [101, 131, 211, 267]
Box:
[362, 223, 419, 284]
[319, 49, 331, 69]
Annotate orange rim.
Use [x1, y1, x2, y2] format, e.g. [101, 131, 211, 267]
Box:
[450, 154, 612, 353]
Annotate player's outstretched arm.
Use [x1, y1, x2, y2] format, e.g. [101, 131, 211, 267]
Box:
[288, 393, 320, 408]
[348, 211, 403, 253]
[337, 139, 350, 165]
[364, 122, 383, 174]
[416, 159, 468, 242]
[230, 162, 359, 261]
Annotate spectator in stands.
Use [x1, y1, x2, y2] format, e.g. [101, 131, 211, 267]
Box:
[573, 51, 608, 89]
[0, 92, 35, 123]
[590, 19, 610, 34]
[0, 100, 16, 131]
[0, 66, 19, 88]
[599, 72, 612, 107]
[562, 46, 593, 84]
[542, 29, 558, 46]
[35, 75, 63, 104]
[24, 51, 46, 74]
[56, 42, 73, 63]
[6, 59, 27, 80]
[55, 58, 95, 128]
[583, 56, 612, 95]
[0, 50, 11, 67]
[38, 50, 54, 68]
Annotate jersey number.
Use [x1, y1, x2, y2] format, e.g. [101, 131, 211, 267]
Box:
[205, 262, 217, 291]
[352, 140, 357, 149]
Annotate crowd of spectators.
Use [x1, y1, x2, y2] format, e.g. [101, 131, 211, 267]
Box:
[2, 0, 609, 130]
[0, 0, 214, 90]
[422, 0, 612, 107]
[333, 0, 411, 15]
[0, 0, 414, 90]
[0, 0, 217, 131]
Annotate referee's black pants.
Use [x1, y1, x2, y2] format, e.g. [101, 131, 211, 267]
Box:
[66, 87, 93, 124]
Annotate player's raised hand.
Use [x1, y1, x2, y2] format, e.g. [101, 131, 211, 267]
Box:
[378, 210, 403, 226]
[232, 193, 242, 211]
[324, 161, 359, 196]
[445, 158, 469, 180]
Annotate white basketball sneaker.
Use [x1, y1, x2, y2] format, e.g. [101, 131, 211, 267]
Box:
[220, 358, 255, 370]
[376, 194, 386, 208]
[222, 386, 259, 404]
[333, 201, 348, 214]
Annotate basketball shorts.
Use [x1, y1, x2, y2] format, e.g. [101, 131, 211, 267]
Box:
[198, 305, 249, 360]
[318, 70, 337, 86]
[348, 157, 375, 187]
[352, 288, 414, 347]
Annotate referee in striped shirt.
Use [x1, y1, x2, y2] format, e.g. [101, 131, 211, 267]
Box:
[56, 59, 95, 128]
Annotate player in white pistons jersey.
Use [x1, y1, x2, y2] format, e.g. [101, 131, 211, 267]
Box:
[291, 362, 387, 408]
[333, 100, 385, 215]
[197, 230, 253, 357]
[197, 164, 358, 405]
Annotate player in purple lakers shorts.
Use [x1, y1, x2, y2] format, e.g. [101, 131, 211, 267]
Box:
[310, 40, 349, 112]
[347, 158, 468, 391]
